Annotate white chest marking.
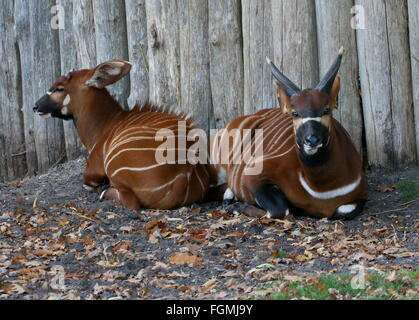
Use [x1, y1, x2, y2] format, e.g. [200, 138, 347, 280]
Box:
[299, 173, 361, 200]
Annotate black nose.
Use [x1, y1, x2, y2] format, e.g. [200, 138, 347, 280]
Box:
[305, 135, 320, 147]
[33, 104, 39, 112]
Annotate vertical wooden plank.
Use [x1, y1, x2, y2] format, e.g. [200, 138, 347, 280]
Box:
[242, 0, 275, 114]
[56, 0, 83, 160]
[14, 0, 37, 176]
[0, 0, 27, 181]
[209, 0, 244, 129]
[271, 0, 319, 92]
[315, 0, 363, 154]
[73, 0, 97, 68]
[408, 0, 419, 163]
[145, 0, 181, 107]
[125, 0, 149, 109]
[356, 0, 416, 167]
[93, 0, 130, 108]
[178, 0, 212, 133]
[29, 0, 66, 174]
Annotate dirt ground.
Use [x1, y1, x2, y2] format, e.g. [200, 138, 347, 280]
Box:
[0, 156, 417, 299]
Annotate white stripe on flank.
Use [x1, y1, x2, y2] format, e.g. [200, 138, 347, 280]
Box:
[299, 173, 361, 200]
[111, 163, 167, 177]
[136, 173, 185, 192]
[104, 147, 190, 173]
[194, 166, 205, 195]
[182, 171, 192, 205]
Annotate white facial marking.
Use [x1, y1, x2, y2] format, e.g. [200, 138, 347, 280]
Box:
[300, 117, 322, 124]
[39, 113, 51, 119]
[63, 94, 71, 106]
[303, 143, 323, 155]
[223, 188, 235, 201]
[46, 91, 52, 95]
[337, 204, 356, 214]
[299, 173, 362, 200]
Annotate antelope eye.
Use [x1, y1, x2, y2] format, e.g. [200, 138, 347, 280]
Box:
[323, 108, 330, 115]
[291, 111, 300, 118]
[55, 88, 65, 92]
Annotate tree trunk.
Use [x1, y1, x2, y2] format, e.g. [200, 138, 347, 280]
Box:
[242, 0, 275, 114]
[178, 0, 212, 133]
[93, 0, 130, 109]
[57, 0, 83, 160]
[408, 0, 419, 163]
[14, 0, 37, 176]
[29, 0, 65, 174]
[271, 0, 319, 92]
[125, 0, 149, 109]
[0, 0, 27, 181]
[208, 0, 244, 129]
[73, 0, 97, 69]
[145, 0, 181, 107]
[356, 0, 416, 167]
[315, 0, 363, 154]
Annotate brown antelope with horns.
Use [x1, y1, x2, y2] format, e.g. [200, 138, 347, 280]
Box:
[34, 59, 213, 210]
[211, 48, 367, 220]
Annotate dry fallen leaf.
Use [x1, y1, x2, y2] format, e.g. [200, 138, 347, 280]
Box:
[168, 252, 203, 267]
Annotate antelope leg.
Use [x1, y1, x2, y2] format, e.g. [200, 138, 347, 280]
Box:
[331, 199, 366, 220]
[251, 184, 289, 219]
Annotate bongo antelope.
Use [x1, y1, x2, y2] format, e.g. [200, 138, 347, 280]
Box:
[34, 60, 213, 210]
[212, 48, 366, 220]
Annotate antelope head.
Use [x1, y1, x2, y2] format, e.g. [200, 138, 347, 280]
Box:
[267, 47, 343, 165]
[33, 60, 132, 120]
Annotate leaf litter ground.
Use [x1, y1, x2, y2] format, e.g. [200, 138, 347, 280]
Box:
[0, 157, 417, 299]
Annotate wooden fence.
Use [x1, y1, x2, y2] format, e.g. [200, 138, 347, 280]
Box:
[0, 0, 418, 182]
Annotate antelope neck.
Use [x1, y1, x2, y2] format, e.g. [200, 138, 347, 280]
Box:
[73, 89, 123, 151]
[298, 125, 345, 190]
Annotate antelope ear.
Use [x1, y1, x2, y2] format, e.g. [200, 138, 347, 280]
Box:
[86, 60, 132, 88]
[274, 80, 292, 114]
[329, 76, 340, 109]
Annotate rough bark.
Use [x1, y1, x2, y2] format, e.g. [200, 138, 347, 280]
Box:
[93, 0, 130, 108]
[271, 0, 319, 92]
[73, 0, 97, 68]
[145, 0, 181, 107]
[29, 0, 66, 174]
[0, 0, 27, 181]
[242, 0, 275, 114]
[209, 0, 244, 129]
[57, 0, 83, 160]
[315, 0, 363, 154]
[14, 0, 38, 176]
[125, 0, 149, 109]
[178, 0, 212, 132]
[356, 0, 416, 167]
[408, 0, 419, 163]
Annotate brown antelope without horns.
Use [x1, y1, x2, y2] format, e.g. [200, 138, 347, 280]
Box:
[34, 60, 213, 210]
[211, 48, 367, 220]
